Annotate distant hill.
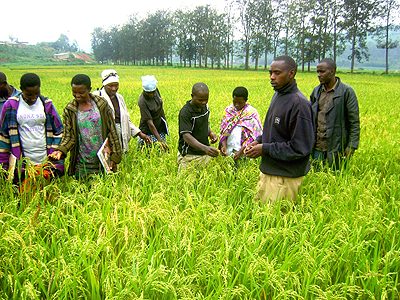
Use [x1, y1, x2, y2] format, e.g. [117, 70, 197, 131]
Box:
[0, 42, 94, 65]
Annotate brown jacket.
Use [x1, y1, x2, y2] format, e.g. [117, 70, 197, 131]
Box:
[57, 94, 122, 176]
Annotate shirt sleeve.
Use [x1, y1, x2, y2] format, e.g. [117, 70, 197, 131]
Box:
[179, 107, 193, 135]
[0, 104, 11, 166]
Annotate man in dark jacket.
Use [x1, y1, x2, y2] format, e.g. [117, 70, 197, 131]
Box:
[245, 56, 314, 205]
[310, 58, 360, 169]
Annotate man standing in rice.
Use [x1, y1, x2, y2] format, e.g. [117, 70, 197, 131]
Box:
[0, 72, 21, 115]
[92, 69, 151, 153]
[177, 82, 219, 170]
[245, 56, 314, 205]
[310, 58, 360, 169]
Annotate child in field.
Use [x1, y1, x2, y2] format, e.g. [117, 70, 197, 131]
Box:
[219, 86, 262, 161]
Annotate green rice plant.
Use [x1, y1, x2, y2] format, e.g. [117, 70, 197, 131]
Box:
[0, 66, 399, 299]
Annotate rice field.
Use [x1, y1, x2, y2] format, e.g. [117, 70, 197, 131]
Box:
[0, 65, 399, 299]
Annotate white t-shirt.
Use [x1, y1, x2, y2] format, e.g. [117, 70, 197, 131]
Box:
[226, 125, 242, 156]
[17, 97, 47, 165]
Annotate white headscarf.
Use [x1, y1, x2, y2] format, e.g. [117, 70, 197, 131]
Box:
[102, 69, 119, 86]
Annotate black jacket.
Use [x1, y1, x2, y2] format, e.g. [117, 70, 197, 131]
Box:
[257, 80, 314, 178]
[310, 77, 360, 166]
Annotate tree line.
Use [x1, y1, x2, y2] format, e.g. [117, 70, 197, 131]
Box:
[91, 0, 400, 74]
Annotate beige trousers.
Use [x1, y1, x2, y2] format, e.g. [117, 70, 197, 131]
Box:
[177, 153, 212, 172]
[255, 172, 304, 205]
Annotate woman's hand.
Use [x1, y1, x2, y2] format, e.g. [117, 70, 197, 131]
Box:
[48, 150, 62, 161]
[139, 132, 152, 144]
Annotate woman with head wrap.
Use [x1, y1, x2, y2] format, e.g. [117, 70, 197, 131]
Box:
[137, 75, 169, 151]
[49, 74, 122, 178]
[92, 69, 151, 153]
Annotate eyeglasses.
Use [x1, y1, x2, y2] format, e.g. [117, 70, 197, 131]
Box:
[103, 72, 118, 82]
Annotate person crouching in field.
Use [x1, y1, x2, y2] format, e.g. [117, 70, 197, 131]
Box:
[49, 74, 122, 178]
[0, 73, 64, 196]
[177, 82, 219, 171]
[219, 86, 262, 161]
[137, 75, 169, 152]
[92, 69, 151, 153]
[245, 56, 314, 206]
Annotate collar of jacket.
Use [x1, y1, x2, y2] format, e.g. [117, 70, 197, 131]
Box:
[276, 79, 298, 95]
[65, 93, 106, 112]
[316, 77, 343, 99]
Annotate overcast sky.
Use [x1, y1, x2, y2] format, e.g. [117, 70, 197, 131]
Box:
[2, 0, 228, 53]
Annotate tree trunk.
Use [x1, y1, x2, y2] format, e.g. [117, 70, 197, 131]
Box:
[385, 11, 389, 75]
[245, 39, 249, 70]
[351, 30, 356, 74]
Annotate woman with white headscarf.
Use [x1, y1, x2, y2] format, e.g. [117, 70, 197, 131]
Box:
[92, 69, 151, 153]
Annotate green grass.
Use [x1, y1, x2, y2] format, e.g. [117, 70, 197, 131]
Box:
[0, 66, 399, 299]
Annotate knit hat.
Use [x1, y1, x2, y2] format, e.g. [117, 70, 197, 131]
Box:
[102, 69, 119, 86]
[141, 75, 157, 92]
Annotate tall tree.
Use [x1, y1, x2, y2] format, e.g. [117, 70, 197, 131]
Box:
[342, 0, 380, 73]
[251, 0, 273, 69]
[223, 1, 235, 69]
[236, 0, 254, 70]
[91, 27, 112, 62]
[373, 0, 400, 74]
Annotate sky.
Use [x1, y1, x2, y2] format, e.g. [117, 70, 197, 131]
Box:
[2, 0, 228, 53]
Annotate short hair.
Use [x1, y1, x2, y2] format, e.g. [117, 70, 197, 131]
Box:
[233, 86, 248, 100]
[274, 55, 298, 73]
[71, 74, 91, 89]
[20, 73, 41, 89]
[319, 58, 337, 71]
[192, 82, 209, 95]
[0, 72, 7, 83]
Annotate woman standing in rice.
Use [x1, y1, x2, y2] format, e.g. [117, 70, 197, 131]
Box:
[92, 69, 151, 153]
[137, 75, 169, 151]
[49, 74, 122, 178]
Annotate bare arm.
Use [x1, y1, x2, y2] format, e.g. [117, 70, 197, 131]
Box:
[183, 133, 219, 157]
[147, 119, 168, 151]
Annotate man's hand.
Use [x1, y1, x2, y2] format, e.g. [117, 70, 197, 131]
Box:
[209, 132, 218, 144]
[110, 160, 116, 171]
[48, 150, 62, 161]
[205, 146, 220, 157]
[244, 141, 262, 159]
